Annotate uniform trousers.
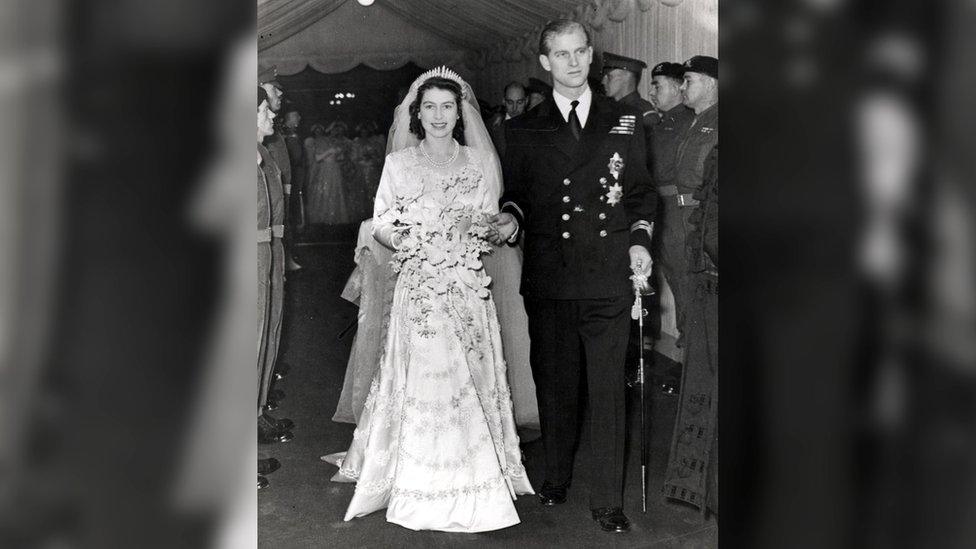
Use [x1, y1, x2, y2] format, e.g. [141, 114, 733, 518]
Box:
[659, 197, 696, 345]
[524, 295, 631, 509]
[258, 237, 284, 410]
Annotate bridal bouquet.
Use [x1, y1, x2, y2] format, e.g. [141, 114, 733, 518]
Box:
[390, 205, 494, 300]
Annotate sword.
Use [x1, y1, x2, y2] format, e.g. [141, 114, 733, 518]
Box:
[631, 260, 651, 514]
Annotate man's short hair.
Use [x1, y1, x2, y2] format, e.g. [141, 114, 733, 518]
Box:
[538, 20, 591, 56]
[503, 81, 526, 96]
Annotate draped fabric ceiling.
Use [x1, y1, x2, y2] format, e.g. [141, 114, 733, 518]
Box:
[257, 0, 691, 76]
[259, 0, 586, 55]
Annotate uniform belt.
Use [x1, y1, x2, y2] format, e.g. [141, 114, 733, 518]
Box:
[258, 225, 285, 243]
[660, 185, 700, 207]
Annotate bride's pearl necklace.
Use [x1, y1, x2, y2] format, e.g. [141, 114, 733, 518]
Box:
[420, 140, 459, 167]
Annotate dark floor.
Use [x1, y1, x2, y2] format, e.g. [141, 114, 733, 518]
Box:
[258, 228, 717, 548]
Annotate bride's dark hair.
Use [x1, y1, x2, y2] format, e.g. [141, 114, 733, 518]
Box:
[408, 77, 466, 144]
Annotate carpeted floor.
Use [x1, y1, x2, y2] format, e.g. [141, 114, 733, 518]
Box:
[258, 233, 717, 548]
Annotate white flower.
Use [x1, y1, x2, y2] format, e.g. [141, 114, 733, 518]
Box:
[606, 183, 624, 206]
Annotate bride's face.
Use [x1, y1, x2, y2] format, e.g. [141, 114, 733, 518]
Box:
[418, 87, 458, 139]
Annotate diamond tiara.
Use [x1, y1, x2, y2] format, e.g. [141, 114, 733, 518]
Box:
[413, 66, 469, 99]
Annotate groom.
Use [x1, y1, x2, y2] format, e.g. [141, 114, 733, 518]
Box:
[489, 20, 656, 533]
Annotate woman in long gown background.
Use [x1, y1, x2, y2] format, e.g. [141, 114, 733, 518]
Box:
[351, 120, 386, 219]
[304, 121, 359, 224]
[327, 69, 533, 532]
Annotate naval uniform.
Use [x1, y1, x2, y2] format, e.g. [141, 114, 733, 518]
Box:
[501, 88, 656, 509]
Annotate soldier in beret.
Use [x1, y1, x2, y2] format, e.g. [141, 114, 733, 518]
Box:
[647, 61, 695, 362]
[488, 20, 657, 533]
[662, 55, 717, 351]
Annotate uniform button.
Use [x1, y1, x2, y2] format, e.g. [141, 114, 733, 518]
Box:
[562, 213, 570, 221]
[599, 230, 608, 237]
[562, 196, 570, 203]
[562, 231, 571, 239]
[563, 178, 571, 186]
[598, 212, 607, 220]
[599, 177, 607, 184]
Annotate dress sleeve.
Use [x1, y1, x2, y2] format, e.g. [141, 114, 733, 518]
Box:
[479, 148, 502, 215]
[371, 153, 400, 249]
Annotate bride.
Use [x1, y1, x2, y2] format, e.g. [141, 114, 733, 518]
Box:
[327, 68, 534, 532]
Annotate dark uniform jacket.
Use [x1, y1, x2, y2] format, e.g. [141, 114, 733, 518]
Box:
[265, 133, 291, 190]
[617, 90, 656, 171]
[688, 145, 717, 273]
[501, 92, 657, 300]
[674, 103, 718, 196]
[649, 103, 695, 188]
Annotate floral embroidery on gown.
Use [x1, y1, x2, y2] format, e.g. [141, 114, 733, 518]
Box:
[336, 145, 533, 532]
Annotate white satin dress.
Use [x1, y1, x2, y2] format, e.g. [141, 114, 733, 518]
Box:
[334, 146, 533, 532]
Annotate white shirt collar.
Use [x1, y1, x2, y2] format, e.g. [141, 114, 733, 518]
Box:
[552, 86, 592, 128]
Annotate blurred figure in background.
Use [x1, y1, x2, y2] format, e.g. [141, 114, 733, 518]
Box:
[350, 120, 385, 217]
[304, 121, 358, 225]
[281, 108, 306, 269]
[489, 81, 528, 158]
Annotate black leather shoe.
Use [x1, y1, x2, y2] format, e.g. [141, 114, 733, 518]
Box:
[259, 429, 293, 444]
[258, 458, 281, 475]
[258, 420, 294, 444]
[258, 475, 269, 489]
[591, 507, 630, 532]
[260, 413, 294, 431]
[538, 481, 569, 506]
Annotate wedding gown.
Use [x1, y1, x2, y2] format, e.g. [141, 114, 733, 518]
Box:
[334, 145, 533, 532]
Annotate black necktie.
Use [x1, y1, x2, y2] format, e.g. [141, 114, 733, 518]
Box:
[568, 100, 582, 141]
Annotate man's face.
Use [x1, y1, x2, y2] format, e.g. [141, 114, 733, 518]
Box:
[680, 72, 717, 111]
[284, 111, 301, 129]
[257, 100, 275, 138]
[650, 75, 682, 111]
[261, 83, 283, 111]
[601, 68, 630, 99]
[504, 87, 527, 117]
[539, 28, 592, 91]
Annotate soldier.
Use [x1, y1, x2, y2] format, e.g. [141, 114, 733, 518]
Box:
[664, 144, 717, 515]
[488, 19, 656, 533]
[647, 61, 695, 373]
[257, 87, 294, 451]
[260, 68, 303, 272]
[659, 56, 717, 350]
[601, 51, 657, 155]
